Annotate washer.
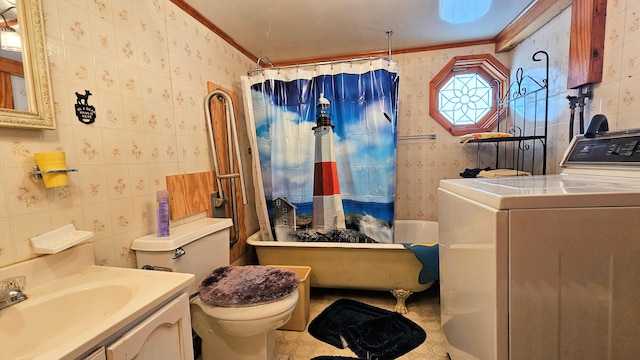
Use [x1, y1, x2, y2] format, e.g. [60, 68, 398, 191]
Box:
[438, 128, 640, 360]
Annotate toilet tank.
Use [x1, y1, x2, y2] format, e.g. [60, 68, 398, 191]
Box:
[131, 217, 233, 296]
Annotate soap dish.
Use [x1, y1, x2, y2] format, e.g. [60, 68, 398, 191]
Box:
[30, 224, 94, 255]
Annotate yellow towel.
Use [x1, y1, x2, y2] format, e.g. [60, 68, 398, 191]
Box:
[459, 132, 512, 144]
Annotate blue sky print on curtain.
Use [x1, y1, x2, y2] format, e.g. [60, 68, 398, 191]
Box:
[245, 60, 399, 243]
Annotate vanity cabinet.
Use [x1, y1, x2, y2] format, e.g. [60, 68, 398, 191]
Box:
[105, 293, 194, 360]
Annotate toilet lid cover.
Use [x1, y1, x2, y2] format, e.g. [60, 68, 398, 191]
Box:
[198, 265, 300, 306]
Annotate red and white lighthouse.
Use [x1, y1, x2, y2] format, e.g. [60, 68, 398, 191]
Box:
[312, 93, 346, 230]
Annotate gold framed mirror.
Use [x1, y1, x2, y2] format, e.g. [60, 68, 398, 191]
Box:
[0, 0, 55, 129]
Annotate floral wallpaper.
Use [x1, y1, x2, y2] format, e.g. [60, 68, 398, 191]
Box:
[393, 45, 512, 221]
[395, 0, 640, 221]
[1, 0, 638, 268]
[0, 0, 255, 268]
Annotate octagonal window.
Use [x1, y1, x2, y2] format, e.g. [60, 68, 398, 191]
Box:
[438, 73, 493, 125]
[430, 54, 509, 136]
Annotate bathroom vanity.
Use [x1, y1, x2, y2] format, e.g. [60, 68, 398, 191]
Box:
[0, 243, 195, 360]
[80, 293, 192, 360]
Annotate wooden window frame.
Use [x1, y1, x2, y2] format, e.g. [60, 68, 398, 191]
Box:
[429, 54, 509, 136]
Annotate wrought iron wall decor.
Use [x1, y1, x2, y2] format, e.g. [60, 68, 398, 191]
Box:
[466, 50, 549, 175]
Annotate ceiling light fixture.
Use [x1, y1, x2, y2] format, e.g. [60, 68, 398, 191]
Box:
[439, 0, 491, 24]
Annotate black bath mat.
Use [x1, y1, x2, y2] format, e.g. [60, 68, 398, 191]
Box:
[308, 298, 426, 360]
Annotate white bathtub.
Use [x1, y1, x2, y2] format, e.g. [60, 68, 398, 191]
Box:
[247, 219, 438, 313]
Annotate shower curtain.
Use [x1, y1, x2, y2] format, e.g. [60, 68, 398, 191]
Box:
[241, 58, 399, 243]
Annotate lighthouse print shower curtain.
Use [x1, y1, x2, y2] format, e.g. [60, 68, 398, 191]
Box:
[241, 59, 399, 243]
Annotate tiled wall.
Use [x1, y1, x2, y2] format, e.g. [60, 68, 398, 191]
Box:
[0, 0, 255, 268]
[392, 10, 573, 221]
[590, 0, 640, 130]
[395, 0, 640, 221]
[393, 44, 512, 221]
[1, 0, 639, 268]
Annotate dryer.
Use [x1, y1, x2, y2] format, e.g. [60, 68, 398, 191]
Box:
[438, 128, 640, 360]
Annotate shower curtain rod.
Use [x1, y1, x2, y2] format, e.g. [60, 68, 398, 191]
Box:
[247, 55, 395, 77]
[248, 30, 394, 77]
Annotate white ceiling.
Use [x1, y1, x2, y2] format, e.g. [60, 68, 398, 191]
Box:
[181, 0, 535, 64]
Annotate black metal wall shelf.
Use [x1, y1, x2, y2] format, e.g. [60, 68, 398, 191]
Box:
[467, 50, 549, 175]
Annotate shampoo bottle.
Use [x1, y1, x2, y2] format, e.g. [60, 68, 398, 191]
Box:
[156, 190, 170, 237]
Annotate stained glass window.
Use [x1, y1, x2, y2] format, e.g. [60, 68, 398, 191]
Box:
[438, 73, 493, 125]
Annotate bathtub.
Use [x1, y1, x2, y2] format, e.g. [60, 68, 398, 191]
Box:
[247, 219, 438, 313]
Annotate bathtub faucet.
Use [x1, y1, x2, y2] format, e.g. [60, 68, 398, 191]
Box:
[0, 276, 28, 310]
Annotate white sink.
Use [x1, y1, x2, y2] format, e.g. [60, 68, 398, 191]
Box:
[1, 282, 133, 358]
[0, 244, 194, 360]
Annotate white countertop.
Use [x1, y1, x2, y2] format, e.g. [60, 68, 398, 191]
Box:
[0, 243, 194, 360]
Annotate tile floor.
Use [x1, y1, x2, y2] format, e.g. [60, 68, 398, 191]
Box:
[275, 283, 451, 359]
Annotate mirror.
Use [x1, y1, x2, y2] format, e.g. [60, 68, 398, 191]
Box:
[0, 0, 55, 129]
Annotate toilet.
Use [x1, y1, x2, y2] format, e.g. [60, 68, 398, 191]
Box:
[131, 217, 299, 360]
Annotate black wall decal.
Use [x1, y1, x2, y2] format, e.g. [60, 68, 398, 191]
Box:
[74, 90, 96, 124]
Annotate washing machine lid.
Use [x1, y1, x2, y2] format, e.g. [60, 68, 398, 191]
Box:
[439, 129, 640, 209]
[440, 173, 640, 209]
